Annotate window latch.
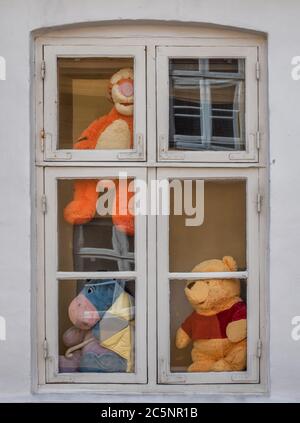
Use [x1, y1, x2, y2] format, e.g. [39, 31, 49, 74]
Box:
[40, 129, 45, 152]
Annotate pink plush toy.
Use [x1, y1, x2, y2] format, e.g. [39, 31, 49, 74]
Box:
[59, 279, 134, 373]
[59, 328, 116, 373]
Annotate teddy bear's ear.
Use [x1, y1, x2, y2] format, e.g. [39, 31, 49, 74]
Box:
[222, 256, 237, 271]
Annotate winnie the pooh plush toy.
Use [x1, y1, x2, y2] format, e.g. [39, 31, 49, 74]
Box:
[176, 256, 247, 372]
[63, 68, 135, 235]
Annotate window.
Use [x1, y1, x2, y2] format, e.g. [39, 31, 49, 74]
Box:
[169, 58, 245, 151]
[43, 45, 146, 161]
[157, 46, 259, 162]
[44, 167, 147, 383]
[157, 168, 259, 383]
[35, 26, 267, 393]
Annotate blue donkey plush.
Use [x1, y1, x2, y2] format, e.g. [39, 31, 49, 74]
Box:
[59, 279, 135, 373]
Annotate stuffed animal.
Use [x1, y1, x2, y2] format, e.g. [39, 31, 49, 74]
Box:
[63, 68, 135, 235]
[59, 279, 135, 373]
[176, 256, 247, 372]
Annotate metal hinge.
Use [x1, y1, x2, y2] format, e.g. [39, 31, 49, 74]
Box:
[40, 129, 45, 152]
[43, 339, 49, 359]
[256, 339, 262, 358]
[256, 61, 260, 80]
[41, 194, 47, 214]
[257, 193, 262, 213]
[256, 131, 261, 150]
[41, 60, 46, 79]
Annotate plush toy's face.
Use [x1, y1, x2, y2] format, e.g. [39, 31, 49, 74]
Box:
[184, 256, 241, 314]
[109, 68, 134, 116]
[68, 287, 100, 330]
[68, 280, 125, 330]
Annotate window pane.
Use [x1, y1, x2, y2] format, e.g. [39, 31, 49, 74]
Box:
[58, 57, 134, 150]
[170, 279, 247, 373]
[58, 279, 135, 373]
[169, 179, 246, 272]
[210, 81, 244, 147]
[58, 178, 135, 271]
[169, 58, 245, 151]
[208, 58, 240, 73]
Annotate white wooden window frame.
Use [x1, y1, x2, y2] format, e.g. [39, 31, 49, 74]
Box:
[43, 45, 146, 162]
[34, 27, 268, 394]
[157, 167, 260, 384]
[44, 167, 147, 383]
[157, 46, 259, 163]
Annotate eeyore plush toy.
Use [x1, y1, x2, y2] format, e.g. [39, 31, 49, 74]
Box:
[59, 279, 135, 373]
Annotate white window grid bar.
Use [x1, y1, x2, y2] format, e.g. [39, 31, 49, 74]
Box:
[168, 271, 248, 280]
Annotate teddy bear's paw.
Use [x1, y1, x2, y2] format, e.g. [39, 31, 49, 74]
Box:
[64, 200, 96, 225]
[191, 349, 213, 363]
[187, 359, 215, 372]
[224, 345, 247, 371]
[210, 359, 233, 372]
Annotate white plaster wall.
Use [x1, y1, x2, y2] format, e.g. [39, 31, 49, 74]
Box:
[0, 0, 299, 402]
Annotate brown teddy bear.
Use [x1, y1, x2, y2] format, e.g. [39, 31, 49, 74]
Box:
[176, 256, 247, 372]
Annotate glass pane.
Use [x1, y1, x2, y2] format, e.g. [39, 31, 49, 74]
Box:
[58, 57, 134, 150]
[58, 178, 135, 271]
[169, 58, 245, 151]
[169, 179, 246, 272]
[58, 279, 135, 373]
[170, 278, 247, 373]
[208, 58, 240, 73]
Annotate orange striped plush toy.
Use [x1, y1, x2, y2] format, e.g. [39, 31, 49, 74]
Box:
[63, 68, 135, 236]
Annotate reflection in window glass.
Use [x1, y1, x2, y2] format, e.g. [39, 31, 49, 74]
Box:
[169, 58, 245, 151]
[58, 57, 134, 150]
[171, 276, 247, 373]
[58, 179, 135, 272]
[59, 279, 135, 373]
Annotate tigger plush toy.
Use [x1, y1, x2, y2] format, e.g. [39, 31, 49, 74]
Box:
[63, 68, 135, 235]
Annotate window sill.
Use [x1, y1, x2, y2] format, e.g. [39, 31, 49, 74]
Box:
[35, 382, 268, 396]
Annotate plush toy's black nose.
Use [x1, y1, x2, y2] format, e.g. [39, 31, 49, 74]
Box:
[187, 281, 196, 289]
